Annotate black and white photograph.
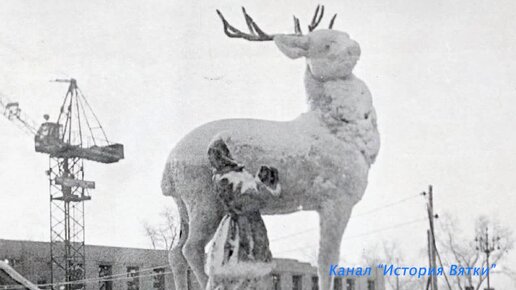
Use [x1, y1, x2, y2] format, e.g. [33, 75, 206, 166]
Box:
[0, 1, 515, 289]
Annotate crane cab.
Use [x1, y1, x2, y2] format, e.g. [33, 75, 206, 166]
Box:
[34, 122, 63, 153]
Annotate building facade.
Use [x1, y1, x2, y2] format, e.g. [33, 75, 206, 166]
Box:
[0, 239, 384, 290]
[269, 258, 385, 290]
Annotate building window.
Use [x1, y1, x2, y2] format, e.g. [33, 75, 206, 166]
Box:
[334, 277, 342, 290]
[312, 276, 319, 290]
[99, 265, 113, 290]
[153, 267, 166, 290]
[127, 266, 140, 290]
[36, 279, 47, 289]
[346, 278, 355, 290]
[272, 273, 281, 290]
[367, 280, 375, 290]
[292, 275, 302, 290]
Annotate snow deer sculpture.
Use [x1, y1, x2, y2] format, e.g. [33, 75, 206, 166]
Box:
[162, 6, 380, 290]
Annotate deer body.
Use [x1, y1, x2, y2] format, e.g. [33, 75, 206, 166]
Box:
[163, 9, 380, 289]
[165, 72, 378, 211]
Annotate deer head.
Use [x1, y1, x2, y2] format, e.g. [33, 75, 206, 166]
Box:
[217, 5, 361, 81]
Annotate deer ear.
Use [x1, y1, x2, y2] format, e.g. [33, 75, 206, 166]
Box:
[274, 35, 309, 59]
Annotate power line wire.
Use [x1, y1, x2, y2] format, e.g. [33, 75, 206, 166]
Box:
[433, 219, 453, 290]
[275, 217, 427, 255]
[36, 264, 170, 288]
[353, 194, 420, 218]
[3, 217, 426, 288]
[1, 267, 173, 290]
[1, 194, 422, 288]
[270, 193, 421, 243]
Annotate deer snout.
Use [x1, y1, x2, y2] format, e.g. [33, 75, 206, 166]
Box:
[306, 51, 358, 81]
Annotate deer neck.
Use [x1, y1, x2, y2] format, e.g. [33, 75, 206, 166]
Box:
[303, 67, 353, 121]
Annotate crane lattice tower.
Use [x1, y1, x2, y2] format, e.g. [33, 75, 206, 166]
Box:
[2, 79, 124, 290]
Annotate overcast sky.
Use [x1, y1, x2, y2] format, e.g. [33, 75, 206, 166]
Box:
[0, 0, 515, 288]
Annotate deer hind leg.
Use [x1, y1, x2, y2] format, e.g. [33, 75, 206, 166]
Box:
[183, 196, 224, 288]
[317, 200, 353, 290]
[168, 197, 189, 290]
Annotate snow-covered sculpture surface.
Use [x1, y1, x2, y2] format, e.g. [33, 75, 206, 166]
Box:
[206, 137, 280, 290]
[162, 6, 380, 290]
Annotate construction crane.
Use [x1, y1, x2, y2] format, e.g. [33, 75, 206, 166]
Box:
[0, 79, 124, 290]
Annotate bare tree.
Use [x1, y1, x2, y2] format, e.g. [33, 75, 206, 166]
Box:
[438, 214, 513, 290]
[362, 241, 426, 290]
[499, 266, 516, 288]
[142, 206, 179, 251]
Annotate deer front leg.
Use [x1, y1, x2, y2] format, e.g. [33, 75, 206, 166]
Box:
[317, 201, 353, 290]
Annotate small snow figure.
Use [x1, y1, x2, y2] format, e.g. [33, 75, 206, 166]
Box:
[206, 138, 281, 290]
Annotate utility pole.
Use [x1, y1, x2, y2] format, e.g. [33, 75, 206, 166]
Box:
[423, 185, 438, 290]
[396, 258, 400, 290]
[475, 226, 500, 290]
[426, 230, 432, 290]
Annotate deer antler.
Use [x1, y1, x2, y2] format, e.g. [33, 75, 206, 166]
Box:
[216, 7, 274, 41]
[328, 13, 337, 29]
[308, 5, 324, 32]
[297, 5, 337, 33]
[217, 5, 337, 40]
[293, 16, 303, 35]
